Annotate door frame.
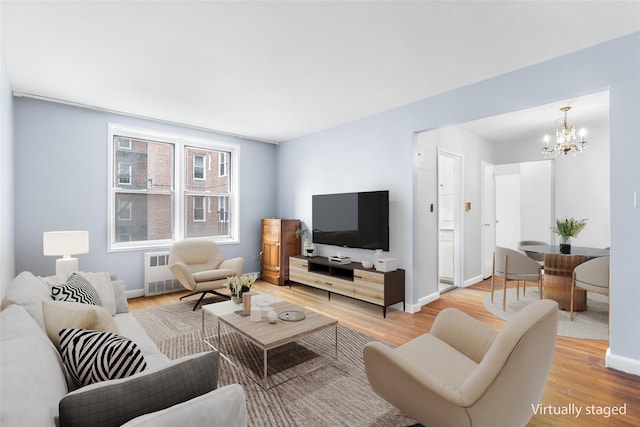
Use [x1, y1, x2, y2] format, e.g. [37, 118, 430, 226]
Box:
[438, 149, 463, 288]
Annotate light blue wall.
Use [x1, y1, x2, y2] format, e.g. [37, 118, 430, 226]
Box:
[0, 56, 15, 297]
[278, 33, 640, 368]
[13, 98, 278, 291]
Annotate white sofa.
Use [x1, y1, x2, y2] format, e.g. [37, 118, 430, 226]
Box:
[0, 271, 247, 427]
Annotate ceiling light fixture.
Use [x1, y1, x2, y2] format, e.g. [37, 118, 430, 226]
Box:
[542, 106, 588, 157]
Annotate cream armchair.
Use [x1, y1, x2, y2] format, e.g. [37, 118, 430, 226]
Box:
[364, 299, 558, 427]
[168, 239, 244, 310]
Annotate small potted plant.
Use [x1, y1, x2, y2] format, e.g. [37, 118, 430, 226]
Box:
[551, 217, 588, 254]
[296, 226, 315, 257]
[226, 273, 257, 304]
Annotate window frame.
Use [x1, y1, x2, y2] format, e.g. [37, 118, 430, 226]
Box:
[108, 123, 240, 252]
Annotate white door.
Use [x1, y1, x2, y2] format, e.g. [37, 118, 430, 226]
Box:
[482, 162, 496, 278]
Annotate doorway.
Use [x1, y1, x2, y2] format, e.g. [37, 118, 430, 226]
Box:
[438, 150, 462, 292]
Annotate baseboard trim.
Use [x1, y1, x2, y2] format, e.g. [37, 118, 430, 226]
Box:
[605, 348, 640, 376]
[463, 275, 484, 288]
[125, 289, 145, 299]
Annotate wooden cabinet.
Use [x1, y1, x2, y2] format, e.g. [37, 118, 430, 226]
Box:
[261, 218, 301, 286]
[289, 256, 405, 318]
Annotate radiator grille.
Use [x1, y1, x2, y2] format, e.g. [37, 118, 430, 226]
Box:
[144, 252, 183, 296]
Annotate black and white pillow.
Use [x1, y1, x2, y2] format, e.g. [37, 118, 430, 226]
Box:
[51, 273, 102, 306]
[59, 328, 147, 387]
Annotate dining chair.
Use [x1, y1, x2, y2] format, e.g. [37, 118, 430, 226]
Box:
[571, 256, 610, 321]
[492, 247, 543, 311]
[518, 240, 547, 263]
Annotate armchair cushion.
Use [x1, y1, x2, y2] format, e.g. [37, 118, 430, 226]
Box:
[192, 268, 237, 283]
[59, 351, 220, 427]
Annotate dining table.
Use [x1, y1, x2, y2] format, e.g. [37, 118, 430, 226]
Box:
[518, 244, 610, 311]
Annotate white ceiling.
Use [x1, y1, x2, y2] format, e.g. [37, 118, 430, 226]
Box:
[2, 1, 639, 143]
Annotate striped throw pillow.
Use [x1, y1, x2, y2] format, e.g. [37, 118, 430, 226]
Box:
[59, 328, 147, 387]
[52, 273, 102, 306]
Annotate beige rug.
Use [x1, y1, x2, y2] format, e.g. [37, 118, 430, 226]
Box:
[483, 287, 609, 340]
[133, 301, 416, 427]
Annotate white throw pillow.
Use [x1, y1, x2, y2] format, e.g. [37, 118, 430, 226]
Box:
[78, 272, 118, 315]
[42, 300, 119, 350]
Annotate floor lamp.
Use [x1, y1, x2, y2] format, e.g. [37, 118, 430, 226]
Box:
[43, 231, 89, 275]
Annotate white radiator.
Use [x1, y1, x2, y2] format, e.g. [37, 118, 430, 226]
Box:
[144, 252, 184, 296]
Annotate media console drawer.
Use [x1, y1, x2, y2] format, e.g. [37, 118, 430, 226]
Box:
[288, 256, 405, 318]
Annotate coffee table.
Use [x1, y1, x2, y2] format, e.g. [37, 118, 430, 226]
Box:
[202, 298, 338, 389]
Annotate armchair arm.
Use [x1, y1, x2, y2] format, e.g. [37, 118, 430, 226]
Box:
[364, 342, 471, 425]
[219, 257, 245, 277]
[169, 261, 197, 290]
[430, 308, 497, 364]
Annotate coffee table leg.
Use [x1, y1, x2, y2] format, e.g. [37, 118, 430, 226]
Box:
[263, 348, 268, 389]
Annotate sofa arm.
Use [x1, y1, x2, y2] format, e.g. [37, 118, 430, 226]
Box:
[219, 257, 245, 276]
[59, 351, 219, 427]
[429, 308, 497, 364]
[121, 384, 247, 427]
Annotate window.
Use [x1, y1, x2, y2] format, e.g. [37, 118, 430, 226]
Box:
[193, 196, 205, 222]
[109, 123, 239, 251]
[219, 152, 229, 177]
[117, 137, 132, 150]
[193, 155, 205, 180]
[118, 163, 132, 185]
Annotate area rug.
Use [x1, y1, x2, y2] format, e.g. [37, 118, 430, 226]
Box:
[483, 287, 608, 340]
[133, 301, 416, 427]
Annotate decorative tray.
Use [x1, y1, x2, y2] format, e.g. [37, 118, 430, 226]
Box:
[278, 311, 306, 322]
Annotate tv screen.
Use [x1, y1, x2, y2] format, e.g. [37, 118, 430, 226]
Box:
[312, 190, 389, 251]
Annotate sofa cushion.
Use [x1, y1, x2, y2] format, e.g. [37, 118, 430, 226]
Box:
[113, 280, 130, 313]
[120, 384, 247, 427]
[0, 304, 68, 427]
[43, 300, 119, 350]
[77, 272, 117, 315]
[2, 271, 52, 329]
[58, 351, 220, 427]
[60, 329, 147, 387]
[52, 273, 102, 306]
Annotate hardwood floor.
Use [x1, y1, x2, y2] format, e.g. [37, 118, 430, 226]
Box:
[129, 279, 639, 427]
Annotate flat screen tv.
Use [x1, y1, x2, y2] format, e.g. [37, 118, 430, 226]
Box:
[312, 190, 389, 251]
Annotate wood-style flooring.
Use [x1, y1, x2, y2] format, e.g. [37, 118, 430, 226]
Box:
[129, 278, 639, 427]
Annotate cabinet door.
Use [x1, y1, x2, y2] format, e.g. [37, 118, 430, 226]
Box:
[354, 269, 385, 305]
[261, 219, 281, 285]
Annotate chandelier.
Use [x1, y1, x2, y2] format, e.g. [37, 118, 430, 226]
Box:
[542, 106, 588, 157]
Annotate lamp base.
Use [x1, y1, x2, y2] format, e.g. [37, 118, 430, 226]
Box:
[56, 258, 79, 275]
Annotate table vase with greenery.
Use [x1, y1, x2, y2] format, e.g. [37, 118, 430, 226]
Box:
[551, 217, 588, 254]
[227, 273, 257, 303]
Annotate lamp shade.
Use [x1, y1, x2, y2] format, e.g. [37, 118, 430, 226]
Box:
[43, 231, 89, 258]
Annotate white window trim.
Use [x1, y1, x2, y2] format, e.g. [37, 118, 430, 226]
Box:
[108, 123, 240, 252]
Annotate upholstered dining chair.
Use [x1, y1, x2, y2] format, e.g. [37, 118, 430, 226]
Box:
[518, 240, 548, 263]
[492, 246, 543, 311]
[364, 299, 559, 427]
[168, 239, 244, 310]
[571, 256, 610, 321]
